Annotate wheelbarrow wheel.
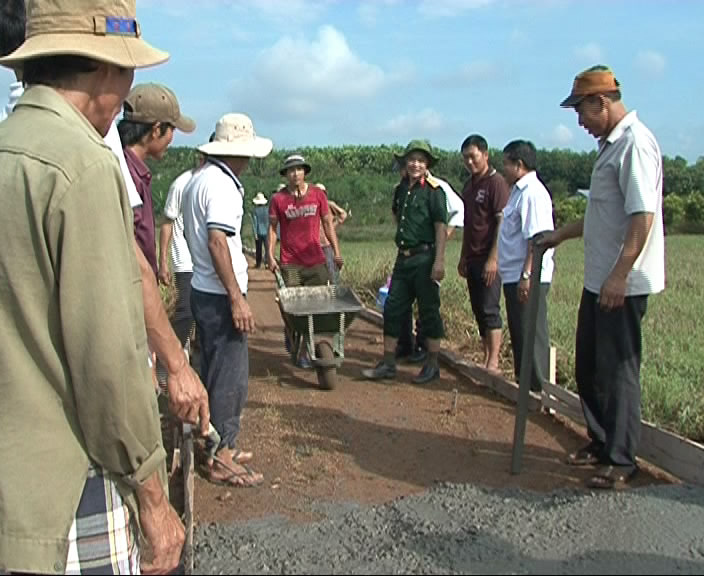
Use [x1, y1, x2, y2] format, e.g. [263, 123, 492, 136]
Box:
[314, 341, 337, 390]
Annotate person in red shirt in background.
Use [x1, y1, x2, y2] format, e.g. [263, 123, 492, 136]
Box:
[268, 155, 344, 368]
[267, 154, 343, 286]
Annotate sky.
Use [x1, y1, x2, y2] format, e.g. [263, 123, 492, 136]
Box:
[2, 0, 702, 162]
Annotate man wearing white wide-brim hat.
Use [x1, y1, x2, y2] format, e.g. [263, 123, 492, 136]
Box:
[183, 112, 272, 487]
[0, 1, 188, 574]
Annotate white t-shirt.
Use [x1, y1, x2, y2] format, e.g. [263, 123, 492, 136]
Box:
[103, 120, 142, 209]
[584, 110, 664, 296]
[428, 172, 464, 228]
[163, 169, 195, 273]
[498, 171, 555, 284]
[183, 160, 248, 296]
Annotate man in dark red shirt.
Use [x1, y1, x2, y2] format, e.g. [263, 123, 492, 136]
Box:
[457, 134, 510, 373]
[267, 154, 343, 287]
[118, 83, 195, 277]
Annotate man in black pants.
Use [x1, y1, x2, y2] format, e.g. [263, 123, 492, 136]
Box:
[542, 65, 665, 490]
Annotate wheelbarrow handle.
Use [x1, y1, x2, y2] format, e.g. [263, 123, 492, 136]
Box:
[274, 268, 286, 290]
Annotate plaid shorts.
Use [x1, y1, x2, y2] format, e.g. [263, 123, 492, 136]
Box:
[64, 466, 140, 575]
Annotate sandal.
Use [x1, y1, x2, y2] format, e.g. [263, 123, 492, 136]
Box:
[586, 465, 637, 490]
[231, 449, 253, 465]
[565, 444, 602, 466]
[208, 462, 264, 488]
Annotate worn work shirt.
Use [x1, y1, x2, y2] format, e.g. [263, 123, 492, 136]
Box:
[124, 146, 158, 277]
[392, 176, 448, 249]
[584, 110, 665, 296]
[0, 86, 166, 575]
[462, 168, 510, 261]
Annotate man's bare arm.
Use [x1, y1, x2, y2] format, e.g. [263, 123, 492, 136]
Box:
[135, 239, 209, 435]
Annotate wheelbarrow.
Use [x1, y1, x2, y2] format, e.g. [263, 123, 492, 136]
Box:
[275, 270, 363, 390]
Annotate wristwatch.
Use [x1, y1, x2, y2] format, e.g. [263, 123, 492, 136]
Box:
[520, 270, 531, 281]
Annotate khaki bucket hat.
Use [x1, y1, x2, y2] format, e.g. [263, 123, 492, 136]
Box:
[0, 0, 168, 69]
[124, 83, 196, 133]
[198, 113, 273, 158]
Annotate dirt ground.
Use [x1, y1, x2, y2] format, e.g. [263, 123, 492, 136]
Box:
[188, 263, 670, 526]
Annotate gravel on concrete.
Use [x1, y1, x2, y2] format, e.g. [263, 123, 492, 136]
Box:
[195, 483, 704, 574]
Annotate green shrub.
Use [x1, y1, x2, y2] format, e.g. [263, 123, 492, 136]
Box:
[553, 196, 587, 228]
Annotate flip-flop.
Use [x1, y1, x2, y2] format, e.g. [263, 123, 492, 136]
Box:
[586, 465, 637, 490]
[231, 449, 254, 464]
[208, 463, 264, 488]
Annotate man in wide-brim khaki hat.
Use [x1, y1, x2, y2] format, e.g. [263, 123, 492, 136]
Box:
[0, 0, 167, 70]
[0, 1, 190, 574]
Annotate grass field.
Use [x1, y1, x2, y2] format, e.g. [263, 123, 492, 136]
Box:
[334, 233, 704, 442]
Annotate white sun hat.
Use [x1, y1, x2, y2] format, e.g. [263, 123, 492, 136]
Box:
[198, 113, 272, 158]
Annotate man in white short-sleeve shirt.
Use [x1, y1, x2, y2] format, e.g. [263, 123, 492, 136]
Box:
[158, 166, 198, 350]
[499, 139, 554, 393]
[543, 65, 665, 489]
[183, 113, 272, 487]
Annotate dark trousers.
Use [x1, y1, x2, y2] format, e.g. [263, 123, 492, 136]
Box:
[255, 236, 266, 268]
[384, 251, 444, 340]
[503, 282, 550, 392]
[576, 289, 648, 468]
[466, 258, 503, 337]
[398, 309, 426, 354]
[172, 272, 194, 347]
[190, 288, 249, 450]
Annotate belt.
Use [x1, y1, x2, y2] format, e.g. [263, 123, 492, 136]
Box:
[398, 243, 434, 257]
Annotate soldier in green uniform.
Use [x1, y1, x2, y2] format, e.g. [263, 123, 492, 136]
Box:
[363, 140, 449, 384]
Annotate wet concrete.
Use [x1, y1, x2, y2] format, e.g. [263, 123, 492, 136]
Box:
[195, 482, 704, 574]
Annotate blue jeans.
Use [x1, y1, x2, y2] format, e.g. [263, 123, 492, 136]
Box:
[190, 288, 249, 450]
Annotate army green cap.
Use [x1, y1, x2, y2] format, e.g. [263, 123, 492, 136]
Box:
[394, 139, 438, 168]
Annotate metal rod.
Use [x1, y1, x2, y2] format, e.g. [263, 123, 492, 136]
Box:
[511, 232, 549, 475]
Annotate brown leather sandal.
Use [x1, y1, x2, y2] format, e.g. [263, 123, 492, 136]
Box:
[587, 465, 637, 490]
[565, 444, 601, 466]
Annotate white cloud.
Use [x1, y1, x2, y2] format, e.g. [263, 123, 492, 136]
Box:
[418, 0, 495, 18]
[550, 123, 573, 146]
[233, 26, 386, 123]
[380, 108, 446, 139]
[575, 42, 603, 64]
[635, 50, 666, 77]
[239, 0, 332, 24]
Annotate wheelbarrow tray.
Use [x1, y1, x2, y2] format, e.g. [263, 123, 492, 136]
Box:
[277, 285, 362, 335]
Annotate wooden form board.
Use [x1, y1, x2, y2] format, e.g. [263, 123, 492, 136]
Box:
[359, 305, 704, 485]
